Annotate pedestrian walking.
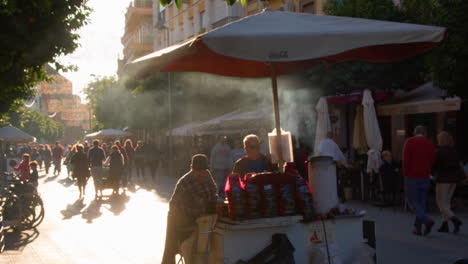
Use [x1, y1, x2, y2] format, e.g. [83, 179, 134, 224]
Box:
[105, 145, 124, 195]
[115, 141, 128, 188]
[14, 153, 30, 181]
[146, 141, 159, 181]
[134, 141, 146, 178]
[38, 144, 45, 169]
[29, 161, 39, 189]
[88, 140, 106, 199]
[30, 147, 40, 165]
[230, 139, 246, 164]
[210, 136, 232, 197]
[124, 139, 135, 181]
[403, 125, 436, 236]
[71, 144, 90, 200]
[63, 144, 75, 179]
[43, 145, 53, 175]
[52, 142, 64, 175]
[433, 131, 466, 234]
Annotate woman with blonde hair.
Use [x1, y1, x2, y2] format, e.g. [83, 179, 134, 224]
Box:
[433, 131, 465, 233]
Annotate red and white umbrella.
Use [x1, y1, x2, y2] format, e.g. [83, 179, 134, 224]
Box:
[129, 9, 445, 168]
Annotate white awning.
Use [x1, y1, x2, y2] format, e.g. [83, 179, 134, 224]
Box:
[378, 97, 461, 116]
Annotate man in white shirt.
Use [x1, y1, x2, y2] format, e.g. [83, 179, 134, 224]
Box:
[318, 132, 349, 167]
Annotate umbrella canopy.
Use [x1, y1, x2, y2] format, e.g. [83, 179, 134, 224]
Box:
[129, 10, 445, 168]
[85, 129, 131, 139]
[314, 97, 331, 155]
[353, 105, 368, 155]
[0, 125, 36, 143]
[362, 90, 383, 173]
[130, 10, 445, 79]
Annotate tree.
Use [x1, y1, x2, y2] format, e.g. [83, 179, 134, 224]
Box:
[320, 0, 468, 97]
[309, 0, 428, 95]
[0, 0, 91, 114]
[0, 104, 64, 142]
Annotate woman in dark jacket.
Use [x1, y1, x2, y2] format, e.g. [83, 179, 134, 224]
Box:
[105, 145, 124, 195]
[71, 144, 90, 200]
[134, 141, 146, 178]
[43, 145, 53, 175]
[433, 131, 465, 233]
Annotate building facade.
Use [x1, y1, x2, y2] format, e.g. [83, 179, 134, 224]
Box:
[152, 0, 328, 51]
[118, 0, 154, 76]
[33, 66, 91, 143]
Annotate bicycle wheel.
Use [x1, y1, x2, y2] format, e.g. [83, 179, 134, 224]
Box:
[17, 193, 44, 230]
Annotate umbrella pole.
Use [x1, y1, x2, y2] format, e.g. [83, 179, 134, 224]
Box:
[269, 63, 284, 172]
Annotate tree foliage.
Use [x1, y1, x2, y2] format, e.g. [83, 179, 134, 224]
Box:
[0, 104, 64, 142]
[317, 0, 468, 97]
[0, 0, 91, 114]
[86, 73, 273, 132]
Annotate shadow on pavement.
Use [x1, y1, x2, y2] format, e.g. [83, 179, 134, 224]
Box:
[102, 192, 130, 216]
[43, 175, 59, 183]
[4, 228, 40, 251]
[57, 178, 75, 188]
[61, 199, 86, 219]
[81, 199, 103, 223]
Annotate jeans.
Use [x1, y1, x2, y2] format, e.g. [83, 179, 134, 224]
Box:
[90, 166, 103, 193]
[406, 177, 432, 228]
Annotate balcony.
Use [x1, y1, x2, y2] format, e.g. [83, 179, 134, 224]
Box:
[125, 1, 152, 30]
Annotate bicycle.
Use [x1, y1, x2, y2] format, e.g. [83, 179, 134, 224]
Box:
[0, 172, 45, 231]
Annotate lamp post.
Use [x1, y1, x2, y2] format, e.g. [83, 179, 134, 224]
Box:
[156, 19, 173, 177]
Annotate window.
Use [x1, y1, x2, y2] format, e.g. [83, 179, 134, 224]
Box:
[200, 11, 205, 29]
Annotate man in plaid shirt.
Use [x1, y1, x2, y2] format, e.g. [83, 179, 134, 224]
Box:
[162, 154, 218, 264]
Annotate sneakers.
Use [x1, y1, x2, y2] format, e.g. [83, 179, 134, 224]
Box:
[451, 217, 463, 234]
[423, 220, 435, 236]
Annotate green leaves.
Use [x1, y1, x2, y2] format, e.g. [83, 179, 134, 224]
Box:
[0, 0, 91, 115]
[319, 0, 468, 98]
[3, 105, 64, 142]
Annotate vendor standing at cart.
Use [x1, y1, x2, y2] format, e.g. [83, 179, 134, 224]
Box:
[162, 154, 217, 264]
[232, 134, 274, 176]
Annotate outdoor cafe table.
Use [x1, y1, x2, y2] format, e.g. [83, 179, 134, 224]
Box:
[208, 214, 364, 263]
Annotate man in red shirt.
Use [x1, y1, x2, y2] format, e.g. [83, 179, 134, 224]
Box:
[403, 125, 435, 236]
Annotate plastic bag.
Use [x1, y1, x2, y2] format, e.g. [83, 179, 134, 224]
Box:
[352, 243, 375, 264]
[225, 173, 247, 220]
[308, 242, 343, 264]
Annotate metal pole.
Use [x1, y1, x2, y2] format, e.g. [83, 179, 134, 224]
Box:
[269, 63, 284, 172]
[168, 73, 173, 178]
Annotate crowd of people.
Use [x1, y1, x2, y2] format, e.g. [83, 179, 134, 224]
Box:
[1, 138, 164, 200]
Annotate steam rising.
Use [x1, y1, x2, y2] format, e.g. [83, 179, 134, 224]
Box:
[97, 72, 323, 147]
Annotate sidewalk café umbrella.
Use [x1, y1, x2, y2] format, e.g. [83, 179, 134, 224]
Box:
[353, 105, 368, 155]
[0, 125, 36, 143]
[128, 9, 446, 169]
[85, 129, 131, 139]
[313, 97, 331, 155]
[362, 90, 383, 173]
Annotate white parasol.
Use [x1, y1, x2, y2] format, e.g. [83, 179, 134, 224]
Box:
[362, 90, 383, 173]
[314, 97, 331, 155]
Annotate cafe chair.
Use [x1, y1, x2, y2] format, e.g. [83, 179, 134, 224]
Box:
[179, 214, 218, 264]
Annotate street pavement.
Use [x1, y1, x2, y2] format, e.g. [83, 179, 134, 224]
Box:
[0, 165, 177, 264]
[1, 165, 467, 264]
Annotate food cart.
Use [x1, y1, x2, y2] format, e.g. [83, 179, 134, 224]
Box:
[127, 9, 446, 264]
[179, 153, 369, 264]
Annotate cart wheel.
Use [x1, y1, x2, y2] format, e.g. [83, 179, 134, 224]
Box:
[17, 193, 44, 230]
